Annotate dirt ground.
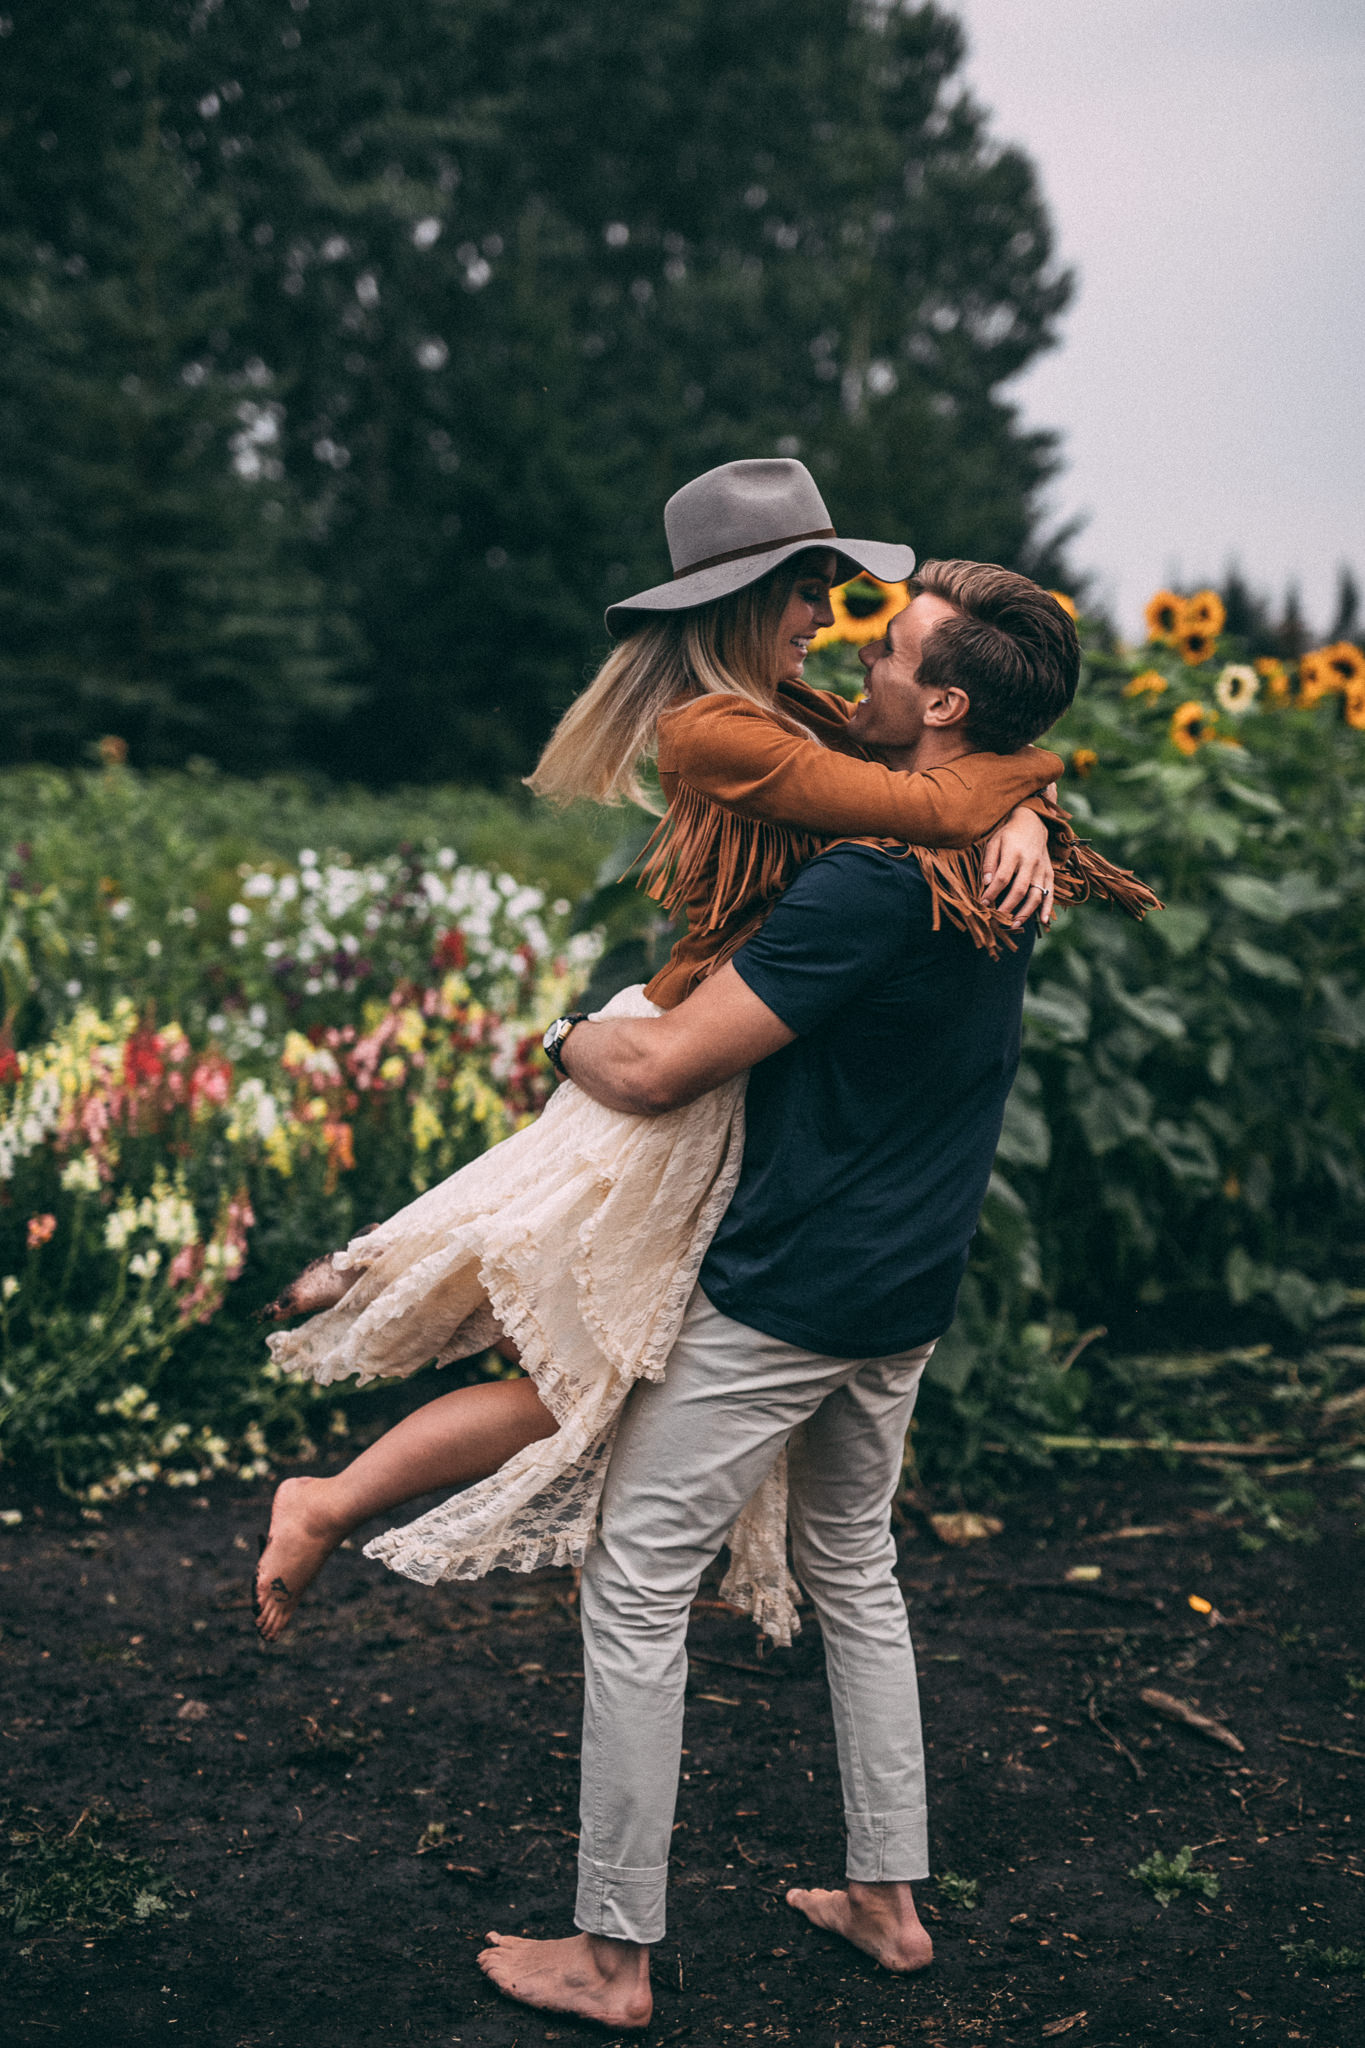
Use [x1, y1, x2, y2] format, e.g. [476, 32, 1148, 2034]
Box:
[1, 1458, 1362, 2048]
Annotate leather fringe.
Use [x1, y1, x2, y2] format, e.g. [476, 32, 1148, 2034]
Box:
[636, 778, 821, 935]
[635, 782, 1163, 966]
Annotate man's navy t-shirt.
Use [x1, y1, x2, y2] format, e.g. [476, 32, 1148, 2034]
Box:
[698, 843, 1034, 1357]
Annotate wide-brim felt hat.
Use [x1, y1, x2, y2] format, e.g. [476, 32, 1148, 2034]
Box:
[604, 457, 916, 636]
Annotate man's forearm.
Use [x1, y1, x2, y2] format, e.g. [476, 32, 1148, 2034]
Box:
[556, 965, 796, 1114]
[560, 1018, 685, 1115]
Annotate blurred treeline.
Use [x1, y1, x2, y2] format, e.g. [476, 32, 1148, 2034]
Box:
[0, 0, 1075, 785]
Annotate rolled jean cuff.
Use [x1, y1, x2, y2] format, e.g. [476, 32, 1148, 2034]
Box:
[575, 1852, 668, 1946]
[844, 1803, 929, 1884]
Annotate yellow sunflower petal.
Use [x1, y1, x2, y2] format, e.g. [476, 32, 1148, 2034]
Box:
[1144, 590, 1183, 647]
[1169, 699, 1216, 755]
[1182, 590, 1226, 637]
[1123, 668, 1170, 698]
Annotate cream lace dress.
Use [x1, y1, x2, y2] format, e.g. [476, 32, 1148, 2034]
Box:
[266, 985, 802, 1643]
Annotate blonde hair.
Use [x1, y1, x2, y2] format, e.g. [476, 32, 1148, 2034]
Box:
[527, 554, 828, 810]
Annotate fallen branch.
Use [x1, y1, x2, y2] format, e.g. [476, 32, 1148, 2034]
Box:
[1140, 1687, 1245, 1753]
[1085, 1690, 1145, 1780]
[1278, 1732, 1365, 1762]
[1035, 1436, 1292, 1458]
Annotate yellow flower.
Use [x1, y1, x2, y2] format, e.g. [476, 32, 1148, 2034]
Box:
[1344, 678, 1365, 731]
[1144, 590, 1184, 646]
[1048, 590, 1078, 620]
[1255, 656, 1291, 703]
[1325, 640, 1365, 688]
[812, 575, 909, 650]
[1178, 626, 1219, 667]
[1169, 700, 1217, 755]
[1213, 664, 1259, 715]
[1071, 747, 1098, 777]
[1123, 669, 1169, 699]
[1298, 648, 1342, 706]
[1183, 590, 1226, 637]
[410, 1096, 442, 1154]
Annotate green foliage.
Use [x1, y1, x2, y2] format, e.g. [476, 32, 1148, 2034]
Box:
[1128, 1845, 1220, 1908]
[0, 27, 355, 771]
[1, 1810, 175, 1936]
[1281, 1940, 1365, 1974]
[936, 1871, 980, 1909]
[0, 0, 1071, 782]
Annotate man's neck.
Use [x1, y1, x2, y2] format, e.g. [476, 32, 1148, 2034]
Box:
[879, 731, 981, 775]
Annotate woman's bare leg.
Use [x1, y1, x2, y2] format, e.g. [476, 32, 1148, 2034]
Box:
[253, 1373, 556, 1640]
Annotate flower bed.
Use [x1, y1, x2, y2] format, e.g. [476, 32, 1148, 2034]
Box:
[0, 841, 600, 1495]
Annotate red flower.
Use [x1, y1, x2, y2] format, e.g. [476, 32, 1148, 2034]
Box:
[27, 1213, 57, 1250]
[123, 1029, 165, 1090]
[433, 927, 468, 971]
[0, 1044, 20, 1087]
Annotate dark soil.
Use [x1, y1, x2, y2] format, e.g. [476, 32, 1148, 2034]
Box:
[1, 1460, 1362, 2048]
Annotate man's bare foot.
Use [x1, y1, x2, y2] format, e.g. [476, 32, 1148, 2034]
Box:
[477, 1931, 652, 2029]
[253, 1476, 347, 1641]
[786, 1879, 933, 1972]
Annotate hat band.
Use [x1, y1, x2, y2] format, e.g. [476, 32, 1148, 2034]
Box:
[672, 526, 837, 580]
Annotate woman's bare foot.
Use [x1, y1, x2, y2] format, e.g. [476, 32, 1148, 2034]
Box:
[253, 1476, 348, 1641]
[257, 1252, 355, 1324]
[477, 1931, 652, 2029]
[786, 1879, 934, 1972]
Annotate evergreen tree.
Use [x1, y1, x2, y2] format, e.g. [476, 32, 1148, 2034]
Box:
[1330, 565, 1360, 643]
[2, 0, 1073, 782]
[0, 17, 356, 770]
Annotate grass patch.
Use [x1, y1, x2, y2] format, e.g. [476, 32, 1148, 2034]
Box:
[936, 1871, 980, 1910]
[1128, 1845, 1220, 1906]
[0, 1809, 176, 1936]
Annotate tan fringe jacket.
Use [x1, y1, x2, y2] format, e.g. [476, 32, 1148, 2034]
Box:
[639, 680, 1159, 1010]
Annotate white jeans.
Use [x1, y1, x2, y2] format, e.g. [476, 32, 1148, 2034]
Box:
[575, 1285, 934, 1944]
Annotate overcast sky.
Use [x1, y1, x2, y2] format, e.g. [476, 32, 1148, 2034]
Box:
[949, 0, 1365, 637]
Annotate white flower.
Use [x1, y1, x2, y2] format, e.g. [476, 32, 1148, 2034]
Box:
[60, 1155, 102, 1194]
[228, 903, 251, 927]
[1, 1276, 19, 1302]
[105, 1208, 136, 1252]
[129, 1249, 162, 1280]
[1214, 663, 1260, 715]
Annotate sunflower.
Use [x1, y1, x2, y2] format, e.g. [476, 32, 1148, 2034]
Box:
[1182, 589, 1226, 637]
[1123, 668, 1169, 698]
[1297, 648, 1342, 707]
[1345, 679, 1365, 732]
[1071, 747, 1098, 777]
[1325, 640, 1365, 688]
[1169, 700, 1217, 755]
[1214, 663, 1259, 715]
[1254, 656, 1291, 703]
[812, 574, 909, 649]
[1048, 590, 1078, 620]
[1178, 626, 1219, 666]
[1144, 590, 1183, 646]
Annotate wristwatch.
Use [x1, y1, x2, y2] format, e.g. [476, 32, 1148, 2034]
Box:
[542, 1012, 589, 1077]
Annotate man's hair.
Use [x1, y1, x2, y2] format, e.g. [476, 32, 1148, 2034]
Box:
[913, 560, 1080, 752]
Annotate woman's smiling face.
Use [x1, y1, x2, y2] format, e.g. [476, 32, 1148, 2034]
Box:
[772, 553, 837, 684]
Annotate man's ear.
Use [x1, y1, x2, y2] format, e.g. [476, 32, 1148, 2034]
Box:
[923, 684, 972, 730]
